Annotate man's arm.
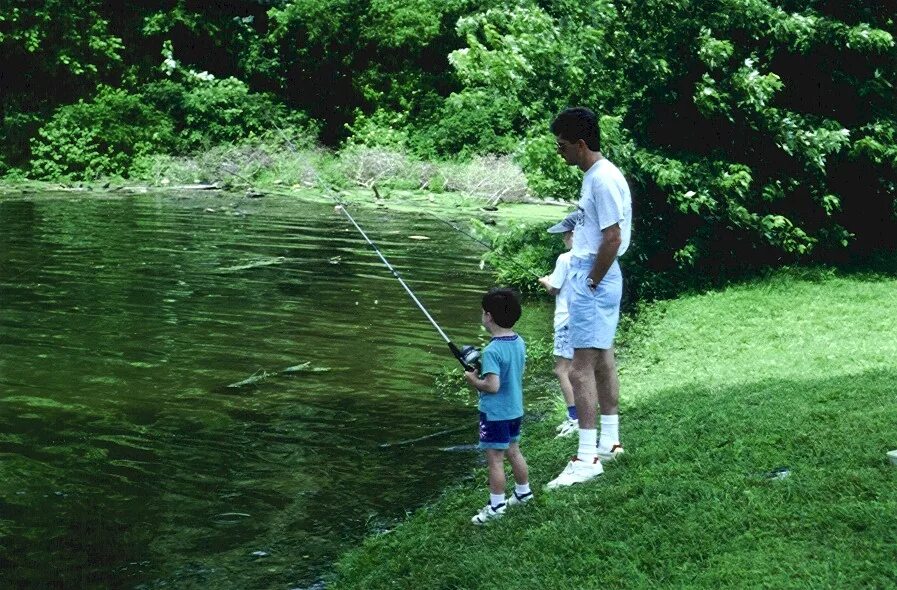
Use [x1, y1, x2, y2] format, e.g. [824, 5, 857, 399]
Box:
[464, 371, 500, 393]
[588, 223, 622, 287]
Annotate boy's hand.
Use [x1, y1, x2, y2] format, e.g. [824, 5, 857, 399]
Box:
[463, 368, 479, 387]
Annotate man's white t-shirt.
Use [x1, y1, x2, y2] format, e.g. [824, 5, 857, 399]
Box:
[571, 158, 632, 259]
[547, 250, 573, 329]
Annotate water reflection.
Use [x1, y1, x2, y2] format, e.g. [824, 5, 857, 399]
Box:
[0, 192, 549, 588]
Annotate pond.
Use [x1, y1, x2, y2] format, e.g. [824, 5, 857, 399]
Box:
[0, 191, 551, 588]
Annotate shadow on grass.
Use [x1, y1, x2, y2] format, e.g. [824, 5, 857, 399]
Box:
[332, 369, 897, 590]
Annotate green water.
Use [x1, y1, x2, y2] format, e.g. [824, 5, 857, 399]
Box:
[0, 192, 551, 589]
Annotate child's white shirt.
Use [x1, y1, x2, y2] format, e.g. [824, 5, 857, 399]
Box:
[547, 251, 573, 329]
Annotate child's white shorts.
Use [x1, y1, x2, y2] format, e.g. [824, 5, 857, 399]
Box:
[553, 324, 573, 360]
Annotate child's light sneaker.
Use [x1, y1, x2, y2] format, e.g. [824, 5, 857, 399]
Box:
[545, 457, 604, 489]
[506, 490, 534, 507]
[597, 443, 624, 461]
[471, 503, 506, 525]
[555, 418, 578, 438]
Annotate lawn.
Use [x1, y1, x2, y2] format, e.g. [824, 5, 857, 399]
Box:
[330, 270, 897, 589]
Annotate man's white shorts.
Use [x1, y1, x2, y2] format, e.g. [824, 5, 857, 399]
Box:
[568, 257, 623, 350]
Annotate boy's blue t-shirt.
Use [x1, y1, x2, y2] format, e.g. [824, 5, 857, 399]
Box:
[477, 334, 525, 421]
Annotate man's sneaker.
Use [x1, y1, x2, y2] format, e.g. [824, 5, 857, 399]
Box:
[471, 503, 506, 525]
[597, 443, 624, 461]
[555, 418, 578, 438]
[506, 490, 534, 507]
[545, 457, 604, 489]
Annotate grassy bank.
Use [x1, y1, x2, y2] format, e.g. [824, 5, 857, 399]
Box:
[330, 271, 897, 589]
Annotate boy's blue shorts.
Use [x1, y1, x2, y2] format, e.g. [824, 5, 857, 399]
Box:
[478, 412, 522, 450]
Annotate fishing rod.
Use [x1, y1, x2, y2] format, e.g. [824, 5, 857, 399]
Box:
[333, 204, 481, 372]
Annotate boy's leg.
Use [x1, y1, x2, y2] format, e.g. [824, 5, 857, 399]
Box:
[507, 442, 528, 487]
[506, 442, 534, 505]
[554, 357, 575, 409]
[553, 325, 577, 422]
[473, 415, 510, 524]
[486, 449, 507, 499]
[554, 356, 578, 437]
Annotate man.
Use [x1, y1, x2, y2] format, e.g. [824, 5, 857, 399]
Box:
[545, 107, 632, 489]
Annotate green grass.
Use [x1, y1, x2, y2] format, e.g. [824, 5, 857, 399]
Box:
[330, 272, 897, 589]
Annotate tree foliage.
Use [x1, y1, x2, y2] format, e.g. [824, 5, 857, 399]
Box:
[3, 0, 896, 280]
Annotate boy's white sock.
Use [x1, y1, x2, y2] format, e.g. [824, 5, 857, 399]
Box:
[598, 414, 620, 451]
[490, 493, 506, 508]
[515, 483, 531, 496]
[577, 428, 598, 462]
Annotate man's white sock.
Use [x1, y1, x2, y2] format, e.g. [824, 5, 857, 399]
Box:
[598, 414, 620, 451]
[490, 493, 506, 508]
[515, 483, 531, 496]
[577, 428, 597, 462]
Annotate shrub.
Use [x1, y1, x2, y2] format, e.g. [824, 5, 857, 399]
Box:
[30, 86, 175, 180]
[515, 134, 580, 201]
[413, 90, 520, 159]
[472, 219, 563, 295]
[438, 155, 530, 204]
[132, 137, 326, 188]
[142, 77, 316, 154]
[336, 145, 419, 189]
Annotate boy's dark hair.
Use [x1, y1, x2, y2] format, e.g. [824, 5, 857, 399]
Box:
[550, 107, 601, 151]
[482, 287, 522, 329]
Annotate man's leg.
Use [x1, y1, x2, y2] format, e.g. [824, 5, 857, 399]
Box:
[571, 348, 601, 459]
[546, 348, 605, 489]
[595, 347, 619, 414]
[595, 347, 623, 458]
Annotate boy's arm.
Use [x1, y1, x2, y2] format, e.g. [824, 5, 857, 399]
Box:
[464, 370, 500, 393]
[538, 275, 560, 296]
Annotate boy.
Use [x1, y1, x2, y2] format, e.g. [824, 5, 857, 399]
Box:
[464, 287, 532, 524]
[538, 209, 583, 438]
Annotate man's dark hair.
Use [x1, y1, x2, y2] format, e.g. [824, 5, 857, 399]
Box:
[482, 287, 522, 329]
[550, 107, 601, 151]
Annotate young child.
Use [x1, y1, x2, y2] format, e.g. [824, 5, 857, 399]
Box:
[538, 210, 583, 438]
[463, 287, 531, 525]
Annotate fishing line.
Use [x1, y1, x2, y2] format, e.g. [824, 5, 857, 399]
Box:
[422, 210, 542, 279]
[333, 203, 480, 371]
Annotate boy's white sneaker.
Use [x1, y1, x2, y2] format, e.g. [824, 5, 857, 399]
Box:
[597, 443, 624, 461]
[506, 490, 534, 507]
[471, 503, 506, 525]
[555, 418, 578, 438]
[545, 457, 604, 489]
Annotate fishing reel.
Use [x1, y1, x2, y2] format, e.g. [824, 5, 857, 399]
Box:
[450, 343, 481, 372]
[459, 344, 482, 372]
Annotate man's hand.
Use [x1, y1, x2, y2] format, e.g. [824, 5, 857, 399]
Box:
[589, 223, 622, 287]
